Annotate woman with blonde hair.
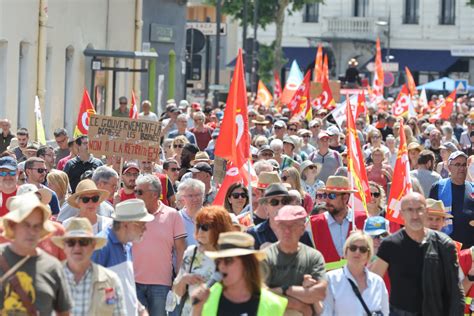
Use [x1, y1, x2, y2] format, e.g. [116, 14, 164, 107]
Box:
[322, 231, 389, 315]
[281, 166, 313, 213]
[47, 170, 70, 206]
[172, 135, 190, 165]
[367, 181, 387, 217]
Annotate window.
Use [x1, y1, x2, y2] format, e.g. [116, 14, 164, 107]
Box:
[354, 0, 369, 17]
[440, 0, 455, 25]
[404, 0, 419, 24]
[303, 4, 319, 23]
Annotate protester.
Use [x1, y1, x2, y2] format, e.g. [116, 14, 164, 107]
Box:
[53, 218, 126, 316]
[0, 193, 72, 314]
[53, 128, 70, 164]
[0, 118, 14, 154]
[191, 232, 288, 316]
[172, 206, 234, 315]
[190, 111, 214, 150]
[37, 145, 56, 172]
[363, 216, 390, 258]
[322, 231, 389, 315]
[138, 100, 159, 121]
[366, 148, 393, 194]
[115, 162, 139, 203]
[249, 171, 281, 225]
[367, 181, 387, 217]
[57, 137, 78, 171]
[300, 160, 324, 201]
[189, 162, 217, 205]
[177, 178, 205, 245]
[92, 165, 119, 205]
[371, 192, 464, 315]
[410, 150, 441, 197]
[223, 182, 249, 216]
[407, 142, 423, 170]
[281, 166, 314, 213]
[309, 131, 342, 183]
[436, 142, 457, 178]
[11, 127, 29, 162]
[0, 156, 19, 216]
[169, 113, 197, 145]
[423, 198, 453, 232]
[163, 158, 180, 190]
[112, 96, 129, 117]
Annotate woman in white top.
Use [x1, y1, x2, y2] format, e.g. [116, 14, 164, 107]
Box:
[322, 230, 389, 316]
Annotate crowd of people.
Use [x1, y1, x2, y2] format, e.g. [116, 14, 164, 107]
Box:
[0, 93, 473, 316]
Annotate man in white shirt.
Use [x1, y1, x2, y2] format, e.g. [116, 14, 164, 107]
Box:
[138, 100, 158, 121]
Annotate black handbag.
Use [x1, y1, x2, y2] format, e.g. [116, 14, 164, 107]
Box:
[346, 277, 383, 316]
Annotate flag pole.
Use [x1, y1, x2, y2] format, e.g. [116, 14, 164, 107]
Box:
[247, 159, 253, 219]
[349, 175, 356, 232]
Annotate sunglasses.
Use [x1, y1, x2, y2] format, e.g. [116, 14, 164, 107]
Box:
[0, 171, 16, 177]
[373, 233, 389, 240]
[64, 238, 93, 247]
[316, 193, 342, 200]
[307, 165, 317, 170]
[79, 195, 100, 204]
[134, 189, 154, 196]
[288, 128, 297, 132]
[231, 192, 247, 199]
[169, 167, 179, 172]
[215, 257, 235, 266]
[348, 244, 369, 254]
[302, 135, 311, 138]
[371, 192, 381, 198]
[274, 126, 283, 130]
[268, 197, 292, 207]
[197, 223, 210, 232]
[173, 144, 184, 149]
[281, 176, 288, 181]
[30, 168, 47, 174]
[310, 125, 320, 128]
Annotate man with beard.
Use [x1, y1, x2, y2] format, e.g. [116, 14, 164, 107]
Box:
[92, 199, 153, 316]
[115, 162, 139, 203]
[428, 129, 442, 164]
[11, 128, 29, 162]
[308, 176, 367, 268]
[0, 156, 19, 216]
[371, 192, 464, 315]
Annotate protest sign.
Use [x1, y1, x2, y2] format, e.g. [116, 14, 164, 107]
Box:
[88, 114, 162, 161]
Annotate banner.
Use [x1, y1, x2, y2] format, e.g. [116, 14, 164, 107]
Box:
[88, 114, 162, 161]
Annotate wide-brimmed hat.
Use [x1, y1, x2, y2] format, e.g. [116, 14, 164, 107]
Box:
[112, 199, 154, 222]
[426, 198, 453, 218]
[1, 193, 56, 240]
[52, 218, 107, 250]
[251, 171, 281, 190]
[67, 179, 109, 208]
[258, 183, 290, 202]
[299, 160, 322, 177]
[190, 151, 213, 166]
[13, 184, 53, 206]
[407, 142, 423, 152]
[319, 176, 357, 193]
[252, 115, 270, 125]
[204, 232, 266, 260]
[348, 58, 358, 66]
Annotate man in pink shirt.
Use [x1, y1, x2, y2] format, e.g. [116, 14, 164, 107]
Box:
[133, 174, 187, 316]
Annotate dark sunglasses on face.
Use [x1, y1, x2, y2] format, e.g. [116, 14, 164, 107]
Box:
[371, 192, 381, 198]
[64, 238, 93, 247]
[288, 128, 297, 132]
[316, 192, 341, 200]
[173, 144, 184, 149]
[30, 168, 47, 174]
[348, 244, 369, 254]
[169, 167, 179, 172]
[215, 257, 235, 266]
[197, 223, 210, 232]
[274, 126, 283, 130]
[307, 165, 317, 170]
[80, 195, 100, 203]
[0, 171, 16, 177]
[281, 176, 288, 181]
[373, 233, 389, 240]
[231, 192, 247, 199]
[268, 196, 292, 207]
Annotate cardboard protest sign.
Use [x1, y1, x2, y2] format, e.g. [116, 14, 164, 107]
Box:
[88, 114, 162, 161]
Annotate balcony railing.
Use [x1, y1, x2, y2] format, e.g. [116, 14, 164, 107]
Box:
[321, 17, 379, 41]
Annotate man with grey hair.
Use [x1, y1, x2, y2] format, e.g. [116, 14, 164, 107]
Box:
[0, 118, 13, 154]
[176, 178, 205, 246]
[112, 96, 129, 117]
[168, 113, 197, 145]
[133, 174, 187, 316]
[138, 100, 158, 121]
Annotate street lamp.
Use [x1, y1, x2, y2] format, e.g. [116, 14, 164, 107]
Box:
[375, 9, 394, 63]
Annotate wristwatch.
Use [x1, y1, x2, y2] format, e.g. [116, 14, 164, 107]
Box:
[468, 274, 474, 282]
[281, 285, 290, 296]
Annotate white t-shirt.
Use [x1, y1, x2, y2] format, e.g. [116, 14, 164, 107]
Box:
[138, 112, 159, 121]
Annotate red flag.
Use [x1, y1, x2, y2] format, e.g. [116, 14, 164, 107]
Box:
[322, 54, 329, 81]
[392, 84, 411, 117]
[256, 80, 273, 107]
[319, 74, 336, 110]
[346, 95, 371, 212]
[355, 90, 366, 119]
[438, 90, 457, 120]
[213, 163, 244, 206]
[73, 89, 96, 137]
[405, 67, 417, 96]
[274, 71, 281, 101]
[288, 71, 311, 117]
[372, 38, 384, 101]
[214, 49, 250, 168]
[313, 44, 323, 82]
[386, 120, 412, 225]
[129, 90, 138, 119]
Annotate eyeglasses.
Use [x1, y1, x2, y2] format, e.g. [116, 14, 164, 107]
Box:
[173, 144, 184, 149]
[348, 244, 369, 254]
[451, 163, 467, 168]
[310, 125, 320, 129]
[64, 238, 93, 247]
[197, 223, 210, 232]
[302, 135, 311, 138]
[169, 167, 179, 172]
[281, 176, 288, 181]
[79, 195, 100, 204]
[371, 192, 381, 198]
[316, 192, 343, 200]
[373, 233, 389, 240]
[274, 126, 283, 130]
[268, 197, 292, 207]
[288, 128, 297, 132]
[307, 165, 317, 170]
[134, 189, 155, 196]
[371, 135, 381, 140]
[231, 192, 247, 199]
[29, 168, 47, 174]
[261, 152, 273, 157]
[0, 171, 16, 177]
[215, 257, 235, 266]
[124, 172, 139, 177]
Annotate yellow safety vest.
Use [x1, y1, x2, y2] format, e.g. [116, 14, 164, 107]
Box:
[202, 283, 288, 316]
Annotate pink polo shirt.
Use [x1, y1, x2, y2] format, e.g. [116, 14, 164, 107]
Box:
[132, 202, 187, 286]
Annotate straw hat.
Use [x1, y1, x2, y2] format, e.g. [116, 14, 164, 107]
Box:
[204, 232, 266, 260]
[190, 151, 213, 166]
[407, 142, 423, 152]
[251, 171, 281, 190]
[14, 184, 53, 205]
[67, 179, 109, 208]
[426, 199, 453, 218]
[319, 176, 357, 193]
[252, 115, 270, 125]
[112, 199, 154, 222]
[52, 218, 107, 250]
[1, 193, 56, 240]
[348, 58, 358, 66]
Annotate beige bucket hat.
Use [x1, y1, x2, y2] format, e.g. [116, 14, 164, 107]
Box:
[52, 218, 107, 250]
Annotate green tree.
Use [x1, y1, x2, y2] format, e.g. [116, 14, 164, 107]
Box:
[208, 0, 322, 73]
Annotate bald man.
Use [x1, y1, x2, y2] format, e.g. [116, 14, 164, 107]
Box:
[371, 192, 464, 316]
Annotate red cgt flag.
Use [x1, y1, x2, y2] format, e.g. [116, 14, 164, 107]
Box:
[214, 49, 250, 168]
[355, 90, 366, 119]
[74, 89, 96, 137]
[405, 67, 417, 96]
[386, 120, 412, 225]
[274, 71, 282, 101]
[319, 74, 336, 111]
[372, 38, 384, 101]
[288, 71, 311, 117]
[129, 90, 138, 119]
[313, 44, 323, 83]
[437, 90, 457, 120]
[392, 84, 411, 117]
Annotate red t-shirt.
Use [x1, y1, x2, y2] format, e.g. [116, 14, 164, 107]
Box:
[190, 126, 214, 150]
[118, 188, 135, 202]
[0, 190, 17, 216]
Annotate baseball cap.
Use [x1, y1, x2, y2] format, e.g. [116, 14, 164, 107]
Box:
[167, 105, 180, 113]
[327, 125, 340, 136]
[448, 150, 468, 163]
[318, 131, 330, 139]
[258, 145, 274, 155]
[363, 216, 389, 236]
[274, 205, 307, 222]
[189, 162, 213, 175]
[122, 162, 140, 174]
[0, 156, 17, 171]
[274, 120, 286, 128]
[439, 142, 457, 152]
